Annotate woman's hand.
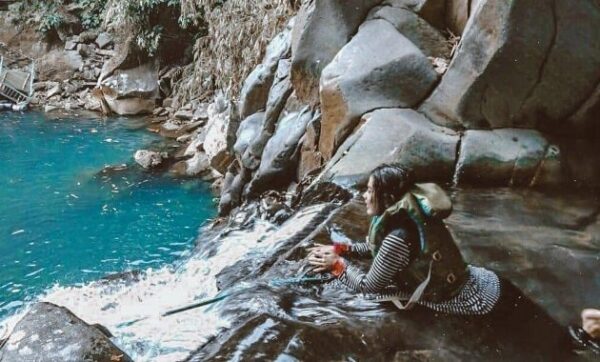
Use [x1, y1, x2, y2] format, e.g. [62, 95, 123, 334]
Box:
[307, 248, 339, 273]
[307, 243, 335, 257]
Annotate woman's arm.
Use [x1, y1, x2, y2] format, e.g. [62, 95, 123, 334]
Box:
[337, 231, 413, 294]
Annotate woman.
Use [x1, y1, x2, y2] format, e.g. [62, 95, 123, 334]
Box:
[307, 164, 575, 358]
[307, 164, 500, 314]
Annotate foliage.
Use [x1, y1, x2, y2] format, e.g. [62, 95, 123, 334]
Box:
[172, 0, 297, 105]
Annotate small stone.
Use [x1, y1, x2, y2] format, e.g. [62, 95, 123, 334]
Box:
[95, 32, 113, 49]
[64, 40, 77, 51]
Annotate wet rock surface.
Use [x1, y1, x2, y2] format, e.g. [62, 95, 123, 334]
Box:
[186, 187, 597, 361]
[0, 302, 132, 362]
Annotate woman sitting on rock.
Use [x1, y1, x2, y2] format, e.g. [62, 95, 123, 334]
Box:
[307, 164, 572, 357]
[307, 164, 500, 314]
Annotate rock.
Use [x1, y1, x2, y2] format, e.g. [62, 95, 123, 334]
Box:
[290, 0, 384, 105]
[420, 0, 600, 135]
[319, 19, 439, 159]
[174, 109, 193, 121]
[95, 32, 113, 49]
[455, 129, 560, 186]
[192, 103, 210, 120]
[162, 98, 173, 108]
[417, 0, 447, 30]
[218, 163, 251, 216]
[247, 108, 314, 196]
[45, 84, 62, 98]
[298, 111, 323, 180]
[134, 150, 166, 169]
[170, 152, 211, 177]
[0, 302, 132, 362]
[36, 50, 83, 81]
[519, 0, 600, 135]
[234, 112, 266, 157]
[204, 101, 239, 174]
[446, 0, 470, 35]
[322, 108, 459, 187]
[44, 105, 59, 113]
[298, 180, 353, 208]
[241, 60, 294, 171]
[79, 30, 99, 44]
[100, 62, 159, 115]
[367, 3, 451, 58]
[77, 43, 93, 57]
[64, 40, 77, 51]
[82, 68, 96, 81]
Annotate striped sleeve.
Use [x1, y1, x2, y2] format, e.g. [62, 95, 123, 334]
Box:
[338, 232, 412, 294]
[348, 242, 371, 258]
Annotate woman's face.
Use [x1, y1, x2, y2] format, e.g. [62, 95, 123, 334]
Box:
[363, 177, 377, 216]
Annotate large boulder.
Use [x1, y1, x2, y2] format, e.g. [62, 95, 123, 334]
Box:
[99, 62, 159, 115]
[455, 129, 561, 186]
[246, 108, 314, 196]
[420, 0, 600, 135]
[367, 2, 451, 58]
[319, 19, 439, 160]
[290, 0, 384, 105]
[322, 108, 459, 187]
[241, 60, 294, 171]
[0, 302, 132, 362]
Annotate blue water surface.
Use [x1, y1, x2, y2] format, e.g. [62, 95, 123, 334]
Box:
[0, 111, 215, 318]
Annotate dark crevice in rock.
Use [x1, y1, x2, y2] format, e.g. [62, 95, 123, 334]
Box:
[517, 0, 558, 128]
[451, 131, 464, 185]
[478, 83, 493, 129]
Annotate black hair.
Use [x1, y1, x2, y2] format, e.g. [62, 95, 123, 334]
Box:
[369, 164, 413, 214]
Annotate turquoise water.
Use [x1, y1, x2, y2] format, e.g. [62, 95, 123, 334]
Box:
[0, 111, 215, 319]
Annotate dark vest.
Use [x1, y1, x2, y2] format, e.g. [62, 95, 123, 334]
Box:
[368, 185, 468, 303]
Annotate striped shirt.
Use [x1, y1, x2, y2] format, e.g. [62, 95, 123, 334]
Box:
[338, 234, 501, 315]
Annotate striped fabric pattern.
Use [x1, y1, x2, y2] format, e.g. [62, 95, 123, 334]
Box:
[339, 235, 501, 315]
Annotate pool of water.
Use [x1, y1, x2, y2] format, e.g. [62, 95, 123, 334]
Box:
[0, 111, 215, 319]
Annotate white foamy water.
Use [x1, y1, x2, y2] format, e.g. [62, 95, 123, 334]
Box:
[1, 205, 326, 361]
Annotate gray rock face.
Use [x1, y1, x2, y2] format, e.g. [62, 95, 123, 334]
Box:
[323, 108, 459, 187]
[239, 65, 275, 120]
[247, 108, 314, 195]
[234, 112, 266, 157]
[319, 19, 438, 159]
[367, 3, 451, 58]
[100, 62, 159, 115]
[421, 0, 600, 136]
[241, 60, 294, 172]
[290, 0, 384, 105]
[455, 129, 561, 186]
[0, 302, 132, 362]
